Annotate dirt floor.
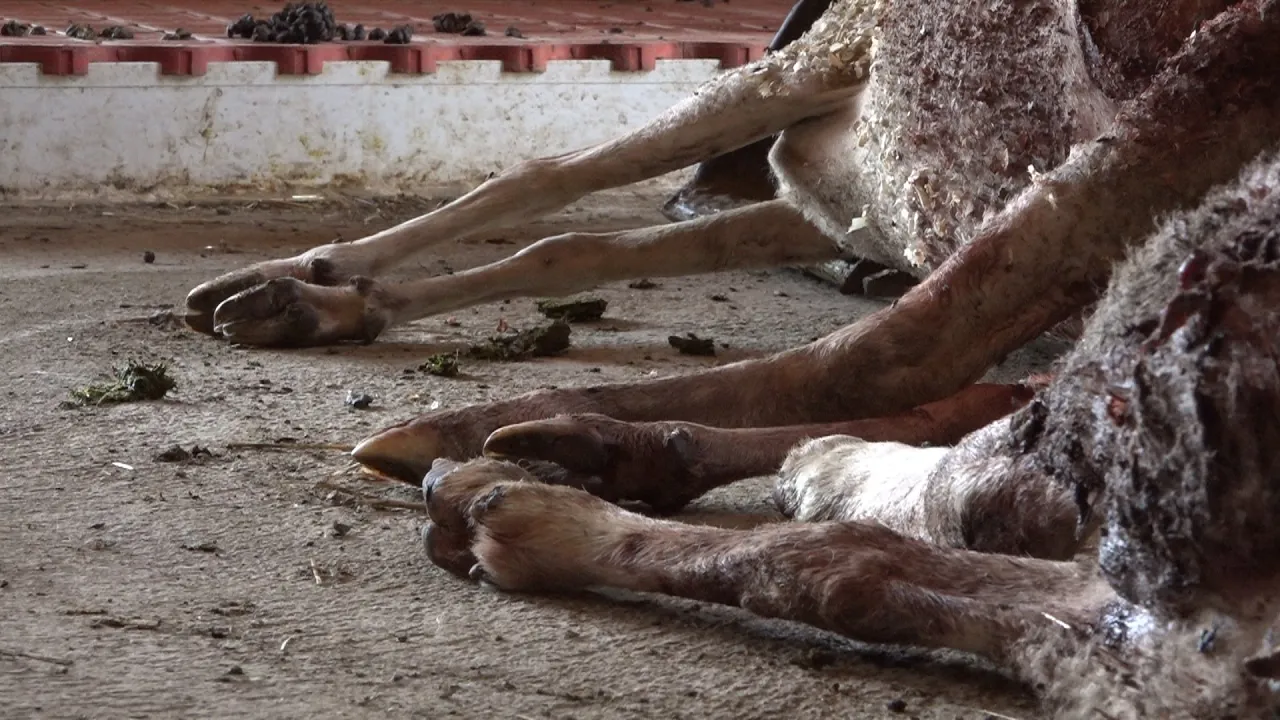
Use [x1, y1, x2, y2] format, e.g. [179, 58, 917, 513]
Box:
[0, 186, 1061, 719]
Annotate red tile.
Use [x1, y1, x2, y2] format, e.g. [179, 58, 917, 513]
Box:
[0, 0, 788, 75]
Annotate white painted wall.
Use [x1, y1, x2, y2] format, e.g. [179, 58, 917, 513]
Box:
[0, 59, 722, 201]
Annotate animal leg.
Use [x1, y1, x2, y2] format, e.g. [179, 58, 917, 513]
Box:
[185, 61, 863, 343]
[351, 1, 1280, 482]
[210, 200, 841, 345]
[772, 416, 1084, 560]
[421, 459, 1106, 664]
[475, 382, 1033, 514]
[660, 0, 837, 222]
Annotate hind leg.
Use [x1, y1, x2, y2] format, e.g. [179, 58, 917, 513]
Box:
[772, 415, 1083, 560]
[470, 382, 1034, 514]
[661, 0, 836, 222]
[210, 200, 840, 346]
[420, 459, 1103, 664]
[351, 2, 1280, 483]
[185, 56, 863, 345]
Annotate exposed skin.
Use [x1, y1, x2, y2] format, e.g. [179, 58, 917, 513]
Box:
[481, 382, 1035, 514]
[421, 152, 1280, 717]
[344, 1, 1280, 507]
[176, 0, 1280, 712]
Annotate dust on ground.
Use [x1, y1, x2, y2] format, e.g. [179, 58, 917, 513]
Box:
[0, 187, 1056, 719]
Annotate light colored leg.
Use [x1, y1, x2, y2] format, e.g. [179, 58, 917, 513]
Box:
[772, 416, 1082, 560]
[420, 460, 1106, 664]
[469, 382, 1033, 514]
[209, 200, 842, 345]
[184, 64, 865, 338]
[350, 3, 1280, 479]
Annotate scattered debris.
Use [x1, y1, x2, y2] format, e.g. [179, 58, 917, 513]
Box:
[628, 278, 659, 290]
[65, 24, 95, 40]
[330, 521, 352, 537]
[155, 444, 214, 463]
[142, 250, 156, 264]
[226, 440, 353, 452]
[467, 320, 571, 361]
[345, 390, 374, 409]
[668, 333, 716, 357]
[308, 558, 354, 586]
[709, 293, 729, 302]
[89, 616, 162, 631]
[886, 698, 908, 713]
[317, 479, 427, 513]
[791, 647, 838, 670]
[68, 360, 176, 406]
[1, 21, 46, 37]
[433, 12, 486, 36]
[163, 29, 193, 40]
[418, 352, 461, 377]
[99, 25, 134, 40]
[504, 26, 524, 38]
[0, 647, 73, 667]
[182, 541, 219, 553]
[210, 601, 256, 617]
[147, 310, 187, 331]
[536, 297, 608, 323]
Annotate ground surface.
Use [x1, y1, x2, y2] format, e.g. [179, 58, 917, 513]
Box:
[0, 187, 1055, 719]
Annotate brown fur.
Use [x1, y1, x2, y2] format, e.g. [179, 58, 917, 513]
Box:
[421, 153, 1280, 717]
[182, 0, 1280, 715]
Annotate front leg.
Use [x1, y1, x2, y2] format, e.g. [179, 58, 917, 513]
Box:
[185, 46, 864, 344]
[354, 2, 1280, 475]
[468, 382, 1033, 513]
[422, 459, 1105, 664]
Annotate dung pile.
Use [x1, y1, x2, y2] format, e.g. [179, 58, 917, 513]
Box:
[225, 2, 415, 45]
[227, 3, 338, 44]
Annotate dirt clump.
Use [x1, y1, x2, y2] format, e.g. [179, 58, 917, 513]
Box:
[418, 353, 461, 378]
[536, 297, 608, 323]
[468, 321, 571, 361]
[668, 333, 716, 357]
[67, 360, 176, 407]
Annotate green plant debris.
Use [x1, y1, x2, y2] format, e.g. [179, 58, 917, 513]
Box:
[69, 360, 176, 406]
[468, 321, 571, 361]
[668, 333, 716, 357]
[418, 352, 461, 377]
[535, 297, 607, 323]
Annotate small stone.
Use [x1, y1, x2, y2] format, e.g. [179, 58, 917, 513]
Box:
[143, 251, 156, 264]
[345, 390, 374, 409]
[886, 698, 908, 713]
[155, 445, 191, 463]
